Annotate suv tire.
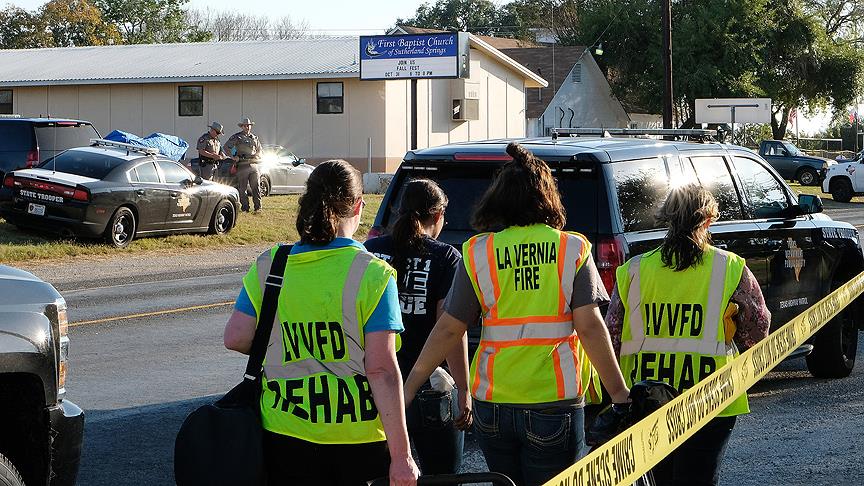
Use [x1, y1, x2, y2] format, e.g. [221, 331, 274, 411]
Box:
[796, 167, 819, 186]
[0, 452, 24, 486]
[830, 178, 854, 203]
[806, 295, 858, 378]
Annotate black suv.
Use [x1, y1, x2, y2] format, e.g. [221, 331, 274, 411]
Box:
[0, 117, 100, 178]
[371, 134, 863, 378]
[0, 265, 83, 486]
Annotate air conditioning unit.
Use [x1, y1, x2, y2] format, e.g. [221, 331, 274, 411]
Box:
[452, 98, 479, 121]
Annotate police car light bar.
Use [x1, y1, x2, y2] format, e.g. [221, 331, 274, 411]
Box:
[552, 128, 717, 138]
[90, 138, 160, 155]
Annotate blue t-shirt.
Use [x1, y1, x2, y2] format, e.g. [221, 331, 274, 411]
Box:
[234, 238, 403, 334]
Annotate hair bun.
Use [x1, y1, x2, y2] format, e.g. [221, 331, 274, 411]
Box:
[506, 142, 530, 163]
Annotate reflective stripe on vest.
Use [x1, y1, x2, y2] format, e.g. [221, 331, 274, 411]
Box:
[619, 251, 733, 357]
[261, 251, 371, 380]
[465, 227, 589, 403]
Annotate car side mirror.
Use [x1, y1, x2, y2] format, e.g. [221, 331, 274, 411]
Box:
[798, 194, 823, 214]
[294, 158, 305, 166]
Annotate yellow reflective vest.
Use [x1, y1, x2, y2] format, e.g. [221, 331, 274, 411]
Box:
[616, 245, 749, 417]
[242, 244, 396, 444]
[463, 224, 602, 404]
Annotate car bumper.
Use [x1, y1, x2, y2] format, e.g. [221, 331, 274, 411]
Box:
[0, 205, 106, 238]
[48, 399, 84, 486]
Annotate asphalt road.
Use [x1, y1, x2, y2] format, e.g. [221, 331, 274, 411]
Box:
[46, 202, 864, 485]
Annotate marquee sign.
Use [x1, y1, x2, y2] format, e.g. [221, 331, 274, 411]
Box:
[359, 32, 470, 80]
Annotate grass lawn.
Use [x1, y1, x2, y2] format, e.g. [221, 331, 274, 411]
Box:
[0, 195, 383, 264]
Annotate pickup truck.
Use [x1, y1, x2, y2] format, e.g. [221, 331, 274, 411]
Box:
[758, 140, 836, 186]
[0, 265, 83, 486]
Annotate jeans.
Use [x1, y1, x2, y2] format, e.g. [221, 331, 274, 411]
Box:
[472, 400, 585, 486]
[405, 385, 465, 474]
[651, 416, 736, 486]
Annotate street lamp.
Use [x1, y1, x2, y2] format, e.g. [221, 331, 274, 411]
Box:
[594, 42, 603, 56]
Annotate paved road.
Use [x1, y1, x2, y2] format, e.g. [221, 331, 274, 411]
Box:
[52, 202, 864, 485]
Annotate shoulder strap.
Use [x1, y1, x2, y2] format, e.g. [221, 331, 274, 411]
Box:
[244, 244, 292, 380]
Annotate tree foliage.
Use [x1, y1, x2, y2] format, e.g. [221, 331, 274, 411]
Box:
[39, 0, 121, 47]
[185, 8, 309, 41]
[0, 6, 47, 49]
[92, 0, 210, 44]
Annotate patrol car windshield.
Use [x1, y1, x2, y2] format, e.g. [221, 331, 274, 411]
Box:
[38, 151, 125, 179]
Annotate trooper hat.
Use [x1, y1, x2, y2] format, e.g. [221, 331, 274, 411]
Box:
[208, 121, 224, 134]
[238, 117, 255, 127]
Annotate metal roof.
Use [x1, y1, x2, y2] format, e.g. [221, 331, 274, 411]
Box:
[0, 36, 547, 88]
[0, 38, 361, 86]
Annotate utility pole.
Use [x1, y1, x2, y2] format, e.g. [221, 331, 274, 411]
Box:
[662, 0, 673, 129]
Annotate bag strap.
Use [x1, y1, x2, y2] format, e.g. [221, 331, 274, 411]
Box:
[243, 244, 292, 381]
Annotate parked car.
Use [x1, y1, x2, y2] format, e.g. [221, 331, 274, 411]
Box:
[822, 153, 864, 202]
[207, 144, 313, 196]
[370, 132, 864, 378]
[0, 139, 240, 248]
[758, 139, 835, 186]
[0, 265, 83, 486]
[0, 116, 100, 179]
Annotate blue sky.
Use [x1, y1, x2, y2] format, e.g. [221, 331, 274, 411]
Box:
[6, 0, 429, 34]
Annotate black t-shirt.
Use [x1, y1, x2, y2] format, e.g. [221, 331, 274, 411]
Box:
[364, 234, 462, 377]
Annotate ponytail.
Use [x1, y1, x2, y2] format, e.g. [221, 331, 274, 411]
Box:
[389, 179, 448, 289]
[296, 160, 362, 245]
[656, 184, 719, 271]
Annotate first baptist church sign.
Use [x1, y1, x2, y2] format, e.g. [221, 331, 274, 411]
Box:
[359, 32, 470, 80]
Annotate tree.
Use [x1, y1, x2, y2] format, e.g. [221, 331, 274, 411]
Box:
[186, 8, 309, 41]
[395, 0, 507, 36]
[93, 0, 210, 44]
[39, 0, 121, 47]
[0, 6, 49, 49]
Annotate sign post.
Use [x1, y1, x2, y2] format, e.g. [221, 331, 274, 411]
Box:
[695, 98, 771, 145]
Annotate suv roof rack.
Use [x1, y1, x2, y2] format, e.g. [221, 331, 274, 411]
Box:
[551, 127, 717, 140]
[90, 138, 159, 156]
[0, 114, 22, 119]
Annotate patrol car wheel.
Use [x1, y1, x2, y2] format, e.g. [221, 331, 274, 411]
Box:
[796, 167, 819, 186]
[105, 207, 136, 249]
[208, 200, 235, 235]
[806, 294, 858, 378]
[0, 451, 24, 486]
[830, 178, 854, 203]
[259, 176, 271, 197]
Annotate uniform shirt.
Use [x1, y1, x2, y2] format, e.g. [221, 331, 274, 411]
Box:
[234, 238, 404, 334]
[364, 234, 462, 376]
[196, 132, 221, 159]
[444, 253, 610, 325]
[224, 131, 262, 159]
[604, 264, 771, 356]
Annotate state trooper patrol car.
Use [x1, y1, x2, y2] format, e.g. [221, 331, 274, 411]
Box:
[0, 139, 240, 248]
[370, 128, 864, 379]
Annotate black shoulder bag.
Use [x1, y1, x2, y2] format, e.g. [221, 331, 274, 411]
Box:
[174, 244, 291, 486]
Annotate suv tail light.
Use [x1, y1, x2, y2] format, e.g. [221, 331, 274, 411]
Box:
[596, 235, 627, 295]
[366, 226, 384, 241]
[25, 149, 39, 168]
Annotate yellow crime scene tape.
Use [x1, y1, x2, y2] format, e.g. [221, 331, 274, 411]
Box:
[543, 270, 864, 486]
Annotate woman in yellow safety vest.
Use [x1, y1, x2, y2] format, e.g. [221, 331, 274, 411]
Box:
[605, 184, 770, 486]
[404, 142, 631, 486]
[223, 160, 419, 486]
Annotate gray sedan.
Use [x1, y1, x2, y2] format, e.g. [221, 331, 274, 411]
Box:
[208, 145, 313, 196]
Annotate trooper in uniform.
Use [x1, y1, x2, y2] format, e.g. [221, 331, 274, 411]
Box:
[224, 117, 263, 212]
[196, 121, 227, 180]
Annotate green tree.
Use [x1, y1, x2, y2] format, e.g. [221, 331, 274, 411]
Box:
[0, 6, 49, 49]
[39, 0, 121, 47]
[396, 0, 508, 36]
[93, 0, 210, 44]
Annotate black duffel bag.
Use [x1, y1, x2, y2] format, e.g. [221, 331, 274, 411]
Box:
[174, 244, 291, 486]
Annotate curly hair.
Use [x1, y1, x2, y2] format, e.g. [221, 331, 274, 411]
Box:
[656, 184, 719, 271]
[471, 142, 565, 232]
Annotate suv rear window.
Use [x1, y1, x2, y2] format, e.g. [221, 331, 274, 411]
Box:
[384, 161, 598, 233]
[0, 123, 34, 151]
[34, 123, 98, 152]
[38, 151, 124, 179]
